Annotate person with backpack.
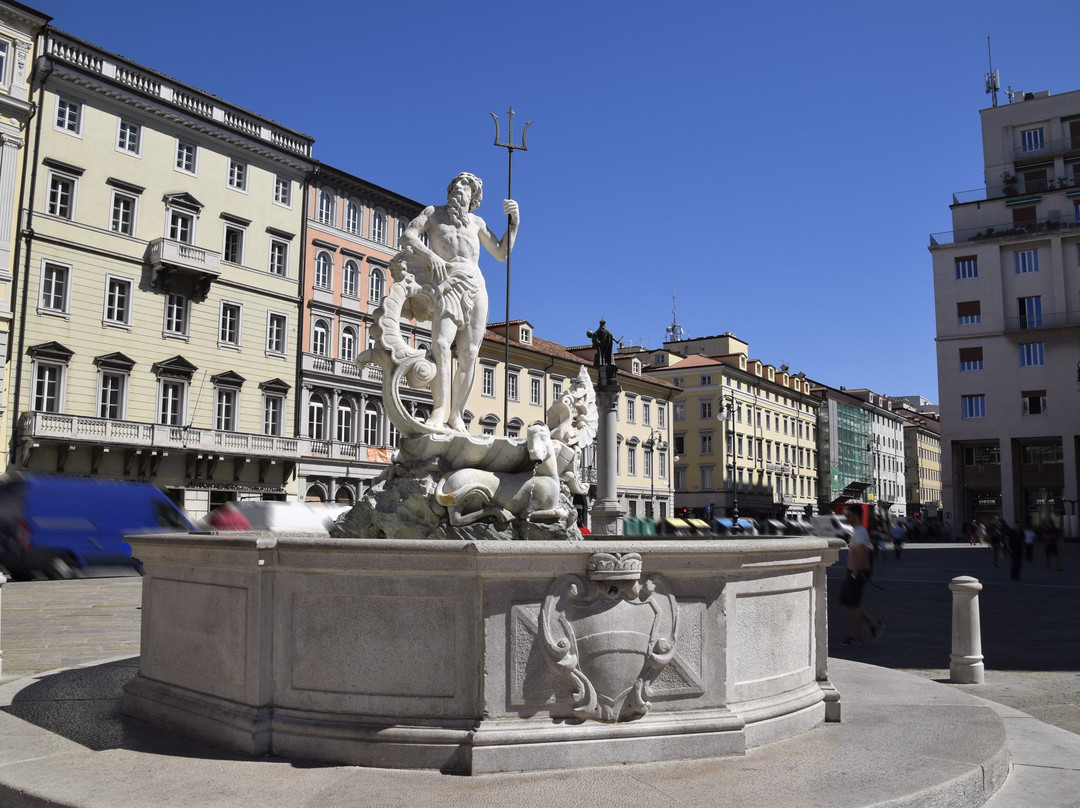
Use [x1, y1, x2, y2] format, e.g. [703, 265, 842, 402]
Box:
[838, 504, 885, 647]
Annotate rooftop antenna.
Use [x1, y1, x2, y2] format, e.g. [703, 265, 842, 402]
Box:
[665, 287, 688, 343]
[985, 36, 1000, 107]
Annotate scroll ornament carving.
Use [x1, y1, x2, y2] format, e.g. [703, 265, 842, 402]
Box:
[540, 553, 678, 722]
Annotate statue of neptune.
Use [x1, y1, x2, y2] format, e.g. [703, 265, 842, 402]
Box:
[395, 172, 519, 433]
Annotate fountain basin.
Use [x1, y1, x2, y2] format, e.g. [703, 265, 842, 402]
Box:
[122, 534, 842, 774]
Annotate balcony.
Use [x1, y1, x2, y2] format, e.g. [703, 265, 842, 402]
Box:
[17, 412, 301, 460]
[149, 238, 221, 299]
[302, 353, 384, 382]
[952, 172, 1080, 205]
[1004, 310, 1080, 332]
[930, 216, 1080, 247]
[1013, 135, 1080, 163]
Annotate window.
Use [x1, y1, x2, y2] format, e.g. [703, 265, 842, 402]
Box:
[340, 325, 357, 361]
[700, 432, 713, 454]
[110, 192, 136, 235]
[508, 371, 519, 402]
[700, 399, 712, 419]
[55, 97, 80, 134]
[371, 209, 385, 242]
[345, 200, 359, 233]
[274, 175, 291, 206]
[955, 257, 978, 279]
[104, 277, 132, 325]
[164, 293, 189, 336]
[959, 346, 983, 372]
[672, 376, 684, 388]
[160, 381, 185, 426]
[674, 467, 686, 490]
[223, 225, 244, 264]
[215, 388, 237, 431]
[33, 363, 63, 412]
[0, 42, 8, 86]
[98, 372, 125, 419]
[642, 401, 651, 426]
[552, 380, 563, 399]
[658, 450, 667, 478]
[626, 398, 635, 422]
[700, 466, 714, 489]
[117, 120, 140, 154]
[318, 190, 334, 224]
[700, 374, 712, 385]
[627, 446, 636, 476]
[657, 403, 666, 429]
[530, 376, 542, 406]
[269, 239, 288, 276]
[1014, 250, 1039, 274]
[369, 267, 384, 302]
[308, 396, 326, 440]
[1021, 389, 1046, 416]
[673, 434, 685, 455]
[363, 402, 380, 445]
[673, 400, 685, 421]
[47, 173, 75, 218]
[644, 448, 652, 478]
[175, 140, 197, 173]
[482, 365, 495, 397]
[266, 313, 288, 355]
[961, 394, 985, 419]
[263, 395, 283, 436]
[314, 251, 332, 289]
[1019, 296, 1042, 329]
[1020, 128, 1045, 152]
[228, 158, 247, 191]
[343, 260, 359, 297]
[337, 400, 354, 443]
[957, 300, 981, 326]
[311, 320, 329, 356]
[1019, 342, 1045, 367]
[169, 209, 194, 243]
[219, 302, 241, 347]
[40, 262, 70, 313]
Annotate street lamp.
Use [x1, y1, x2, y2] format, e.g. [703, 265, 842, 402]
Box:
[645, 428, 665, 520]
[719, 395, 739, 528]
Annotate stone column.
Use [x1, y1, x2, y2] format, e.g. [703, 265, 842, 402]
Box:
[949, 575, 984, 684]
[590, 365, 622, 536]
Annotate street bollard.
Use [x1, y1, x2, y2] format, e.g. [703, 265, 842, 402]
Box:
[949, 575, 984, 684]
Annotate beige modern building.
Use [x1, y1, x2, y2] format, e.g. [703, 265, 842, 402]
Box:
[642, 333, 819, 521]
[930, 87, 1080, 536]
[5, 27, 314, 517]
[472, 320, 679, 524]
[890, 398, 942, 521]
[0, 1, 48, 467]
[297, 165, 425, 503]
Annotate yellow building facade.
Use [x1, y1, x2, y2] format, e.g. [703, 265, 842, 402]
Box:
[6, 28, 314, 516]
[643, 334, 819, 521]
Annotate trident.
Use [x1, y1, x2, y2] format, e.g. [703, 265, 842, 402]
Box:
[491, 107, 531, 436]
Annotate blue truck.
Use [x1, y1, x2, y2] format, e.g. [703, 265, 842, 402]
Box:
[0, 474, 192, 579]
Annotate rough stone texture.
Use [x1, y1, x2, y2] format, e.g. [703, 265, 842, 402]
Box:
[121, 533, 841, 774]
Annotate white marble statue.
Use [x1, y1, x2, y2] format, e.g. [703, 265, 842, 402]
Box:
[435, 422, 569, 527]
[393, 172, 519, 434]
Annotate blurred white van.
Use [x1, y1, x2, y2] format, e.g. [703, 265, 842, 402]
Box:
[201, 501, 351, 533]
[809, 514, 854, 542]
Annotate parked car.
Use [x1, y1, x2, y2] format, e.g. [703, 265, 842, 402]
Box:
[809, 514, 854, 542]
[710, 518, 759, 536]
[0, 474, 193, 579]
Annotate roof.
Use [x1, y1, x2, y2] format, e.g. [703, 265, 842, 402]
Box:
[663, 354, 724, 370]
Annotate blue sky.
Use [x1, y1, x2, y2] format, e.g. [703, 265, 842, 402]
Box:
[36, 0, 1080, 401]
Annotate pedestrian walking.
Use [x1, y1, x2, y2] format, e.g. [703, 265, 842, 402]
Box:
[1042, 521, 1064, 571]
[1023, 523, 1036, 564]
[987, 518, 1003, 567]
[1008, 521, 1024, 582]
[891, 520, 906, 560]
[838, 504, 884, 647]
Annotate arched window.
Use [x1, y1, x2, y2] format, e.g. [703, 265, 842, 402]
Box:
[369, 267, 384, 303]
[317, 190, 334, 225]
[388, 418, 400, 448]
[345, 200, 360, 233]
[397, 218, 408, 246]
[312, 319, 329, 356]
[334, 486, 354, 505]
[314, 251, 332, 289]
[305, 483, 328, 502]
[371, 209, 386, 243]
[363, 401, 380, 445]
[342, 259, 359, 297]
[308, 394, 326, 440]
[336, 398, 354, 443]
[340, 326, 357, 361]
